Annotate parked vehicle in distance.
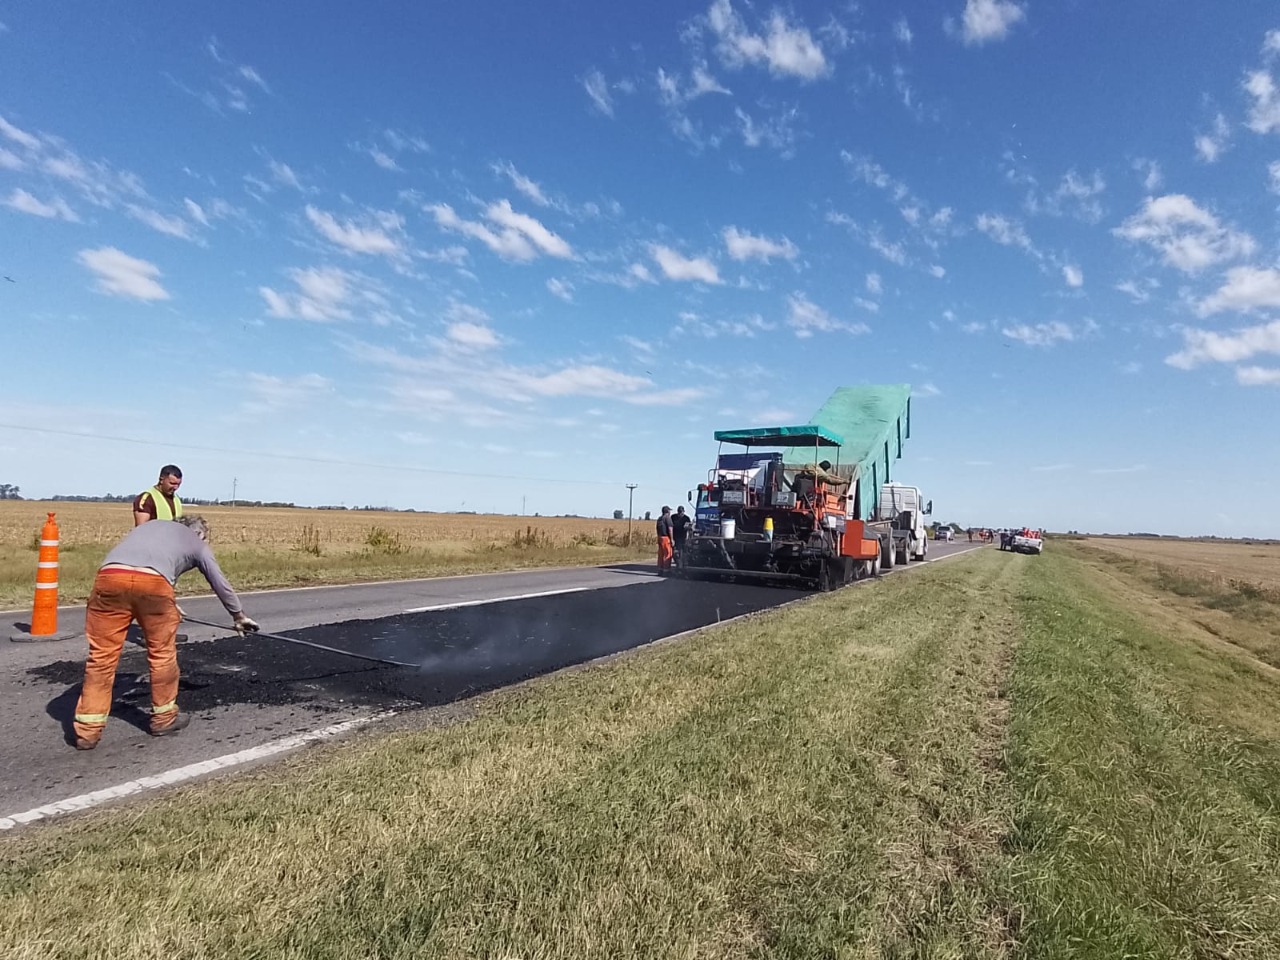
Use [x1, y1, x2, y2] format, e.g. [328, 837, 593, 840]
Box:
[934, 526, 954, 541]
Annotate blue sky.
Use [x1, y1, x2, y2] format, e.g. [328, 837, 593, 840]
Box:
[1, 1, 1278, 536]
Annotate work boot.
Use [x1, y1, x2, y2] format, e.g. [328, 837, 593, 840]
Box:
[149, 713, 191, 738]
[73, 736, 99, 751]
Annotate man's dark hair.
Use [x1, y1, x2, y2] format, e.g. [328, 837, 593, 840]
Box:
[160, 464, 182, 480]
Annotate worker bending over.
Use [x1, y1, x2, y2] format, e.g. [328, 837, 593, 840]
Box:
[72, 515, 258, 750]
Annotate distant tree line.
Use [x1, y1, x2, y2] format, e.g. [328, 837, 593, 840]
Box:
[0, 483, 20, 500]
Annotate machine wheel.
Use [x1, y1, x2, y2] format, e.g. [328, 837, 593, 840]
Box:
[880, 536, 895, 570]
[896, 543, 909, 566]
[816, 559, 832, 592]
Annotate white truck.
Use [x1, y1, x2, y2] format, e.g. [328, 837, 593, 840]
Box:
[1010, 530, 1043, 555]
[875, 482, 931, 565]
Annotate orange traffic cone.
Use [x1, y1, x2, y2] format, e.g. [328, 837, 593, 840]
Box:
[10, 512, 77, 643]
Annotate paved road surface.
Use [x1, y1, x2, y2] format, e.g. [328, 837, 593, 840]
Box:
[2, 542, 982, 829]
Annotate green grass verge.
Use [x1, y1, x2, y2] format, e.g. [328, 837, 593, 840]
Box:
[1003, 547, 1280, 957]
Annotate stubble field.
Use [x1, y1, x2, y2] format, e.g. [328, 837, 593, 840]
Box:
[0, 501, 656, 608]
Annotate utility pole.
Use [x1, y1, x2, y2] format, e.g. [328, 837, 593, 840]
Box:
[522, 494, 526, 517]
[626, 483, 638, 546]
[231, 477, 237, 508]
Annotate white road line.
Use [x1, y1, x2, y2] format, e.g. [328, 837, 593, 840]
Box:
[0, 711, 395, 832]
[403, 585, 597, 614]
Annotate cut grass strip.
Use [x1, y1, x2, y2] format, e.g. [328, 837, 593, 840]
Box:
[0, 552, 1018, 959]
[1004, 548, 1280, 958]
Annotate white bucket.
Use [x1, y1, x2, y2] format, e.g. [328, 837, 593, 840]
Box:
[721, 518, 736, 540]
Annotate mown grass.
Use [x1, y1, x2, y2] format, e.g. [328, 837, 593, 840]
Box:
[1003, 545, 1280, 957]
[5, 545, 1280, 958]
[0, 552, 1019, 959]
[0, 502, 657, 608]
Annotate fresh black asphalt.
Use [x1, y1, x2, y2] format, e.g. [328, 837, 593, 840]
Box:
[27, 579, 808, 720]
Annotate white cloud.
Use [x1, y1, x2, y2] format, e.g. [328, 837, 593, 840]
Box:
[269, 159, 303, 190]
[583, 69, 615, 116]
[652, 245, 722, 284]
[707, 0, 829, 80]
[484, 199, 573, 258]
[77, 246, 170, 301]
[429, 201, 572, 262]
[0, 147, 22, 170]
[1270, 160, 1280, 194]
[976, 212, 1033, 250]
[1115, 277, 1159, 303]
[1048, 170, 1107, 223]
[495, 161, 549, 206]
[787, 293, 869, 338]
[734, 105, 800, 154]
[446, 321, 502, 351]
[722, 225, 798, 262]
[1245, 69, 1280, 134]
[1133, 158, 1162, 192]
[869, 233, 907, 265]
[546, 278, 574, 302]
[1113, 194, 1255, 273]
[368, 147, 399, 171]
[1165, 319, 1280, 369]
[306, 205, 403, 258]
[1237, 365, 1280, 386]
[1031, 463, 1073, 472]
[0, 114, 40, 150]
[184, 198, 209, 226]
[929, 265, 946, 278]
[126, 204, 195, 240]
[1195, 113, 1231, 162]
[1196, 266, 1280, 316]
[674, 311, 776, 339]
[2, 187, 78, 221]
[916, 382, 941, 398]
[1062, 264, 1084, 287]
[1265, 29, 1280, 56]
[894, 18, 913, 44]
[259, 266, 359, 322]
[959, 0, 1025, 45]
[866, 272, 883, 295]
[202, 38, 270, 113]
[1001, 321, 1075, 347]
[384, 129, 430, 154]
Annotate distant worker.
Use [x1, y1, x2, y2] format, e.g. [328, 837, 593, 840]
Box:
[133, 464, 184, 525]
[671, 505, 692, 559]
[72, 515, 259, 750]
[656, 506, 674, 575]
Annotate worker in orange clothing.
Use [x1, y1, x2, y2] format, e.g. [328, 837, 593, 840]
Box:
[656, 505, 674, 574]
[72, 514, 258, 750]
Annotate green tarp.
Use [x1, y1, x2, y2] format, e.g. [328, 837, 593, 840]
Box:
[713, 424, 844, 447]
[781, 384, 913, 521]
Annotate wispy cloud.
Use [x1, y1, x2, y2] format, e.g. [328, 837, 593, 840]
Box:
[1194, 113, 1231, 162]
[494, 161, 550, 206]
[546, 277, 574, 302]
[1236, 366, 1280, 387]
[1113, 194, 1255, 274]
[1062, 264, 1083, 287]
[126, 204, 196, 240]
[1196, 266, 1280, 316]
[429, 200, 573, 262]
[1031, 463, 1072, 472]
[199, 37, 270, 113]
[1001, 320, 1075, 347]
[787, 292, 869, 338]
[306, 205, 405, 259]
[77, 246, 170, 301]
[722, 226, 797, 262]
[260, 266, 367, 322]
[706, 0, 830, 80]
[241, 373, 332, 414]
[1089, 465, 1147, 475]
[582, 68, 616, 116]
[3, 187, 78, 222]
[674, 311, 775, 339]
[652, 244, 722, 283]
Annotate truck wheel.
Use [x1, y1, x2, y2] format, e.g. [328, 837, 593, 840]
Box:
[896, 543, 909, 566]
[880, 537, 895, 570]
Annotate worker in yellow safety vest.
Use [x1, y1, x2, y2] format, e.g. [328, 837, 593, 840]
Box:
[133, 465, 184, 525]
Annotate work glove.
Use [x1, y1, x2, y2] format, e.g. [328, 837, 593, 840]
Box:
[233, 613, 260, 635]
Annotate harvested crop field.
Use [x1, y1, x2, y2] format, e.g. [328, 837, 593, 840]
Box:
[1081, 536, 1280, 594]
[0, 501, 656, 608]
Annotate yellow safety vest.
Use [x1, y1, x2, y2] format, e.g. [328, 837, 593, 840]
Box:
[146, 486, 184, 521]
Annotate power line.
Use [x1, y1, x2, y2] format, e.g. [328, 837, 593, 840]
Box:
[0, 421, 645, 489]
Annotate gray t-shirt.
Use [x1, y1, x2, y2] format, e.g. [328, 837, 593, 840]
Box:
[101, 521, 243, 614]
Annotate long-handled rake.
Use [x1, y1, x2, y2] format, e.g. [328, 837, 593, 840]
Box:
[181, 615, 418, 668]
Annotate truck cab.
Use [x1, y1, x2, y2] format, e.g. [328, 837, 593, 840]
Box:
[876, 483, 932, 563]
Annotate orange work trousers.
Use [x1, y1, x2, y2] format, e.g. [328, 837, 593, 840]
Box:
[74, 569, 182, 745]
[658, 535, 674, 571]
